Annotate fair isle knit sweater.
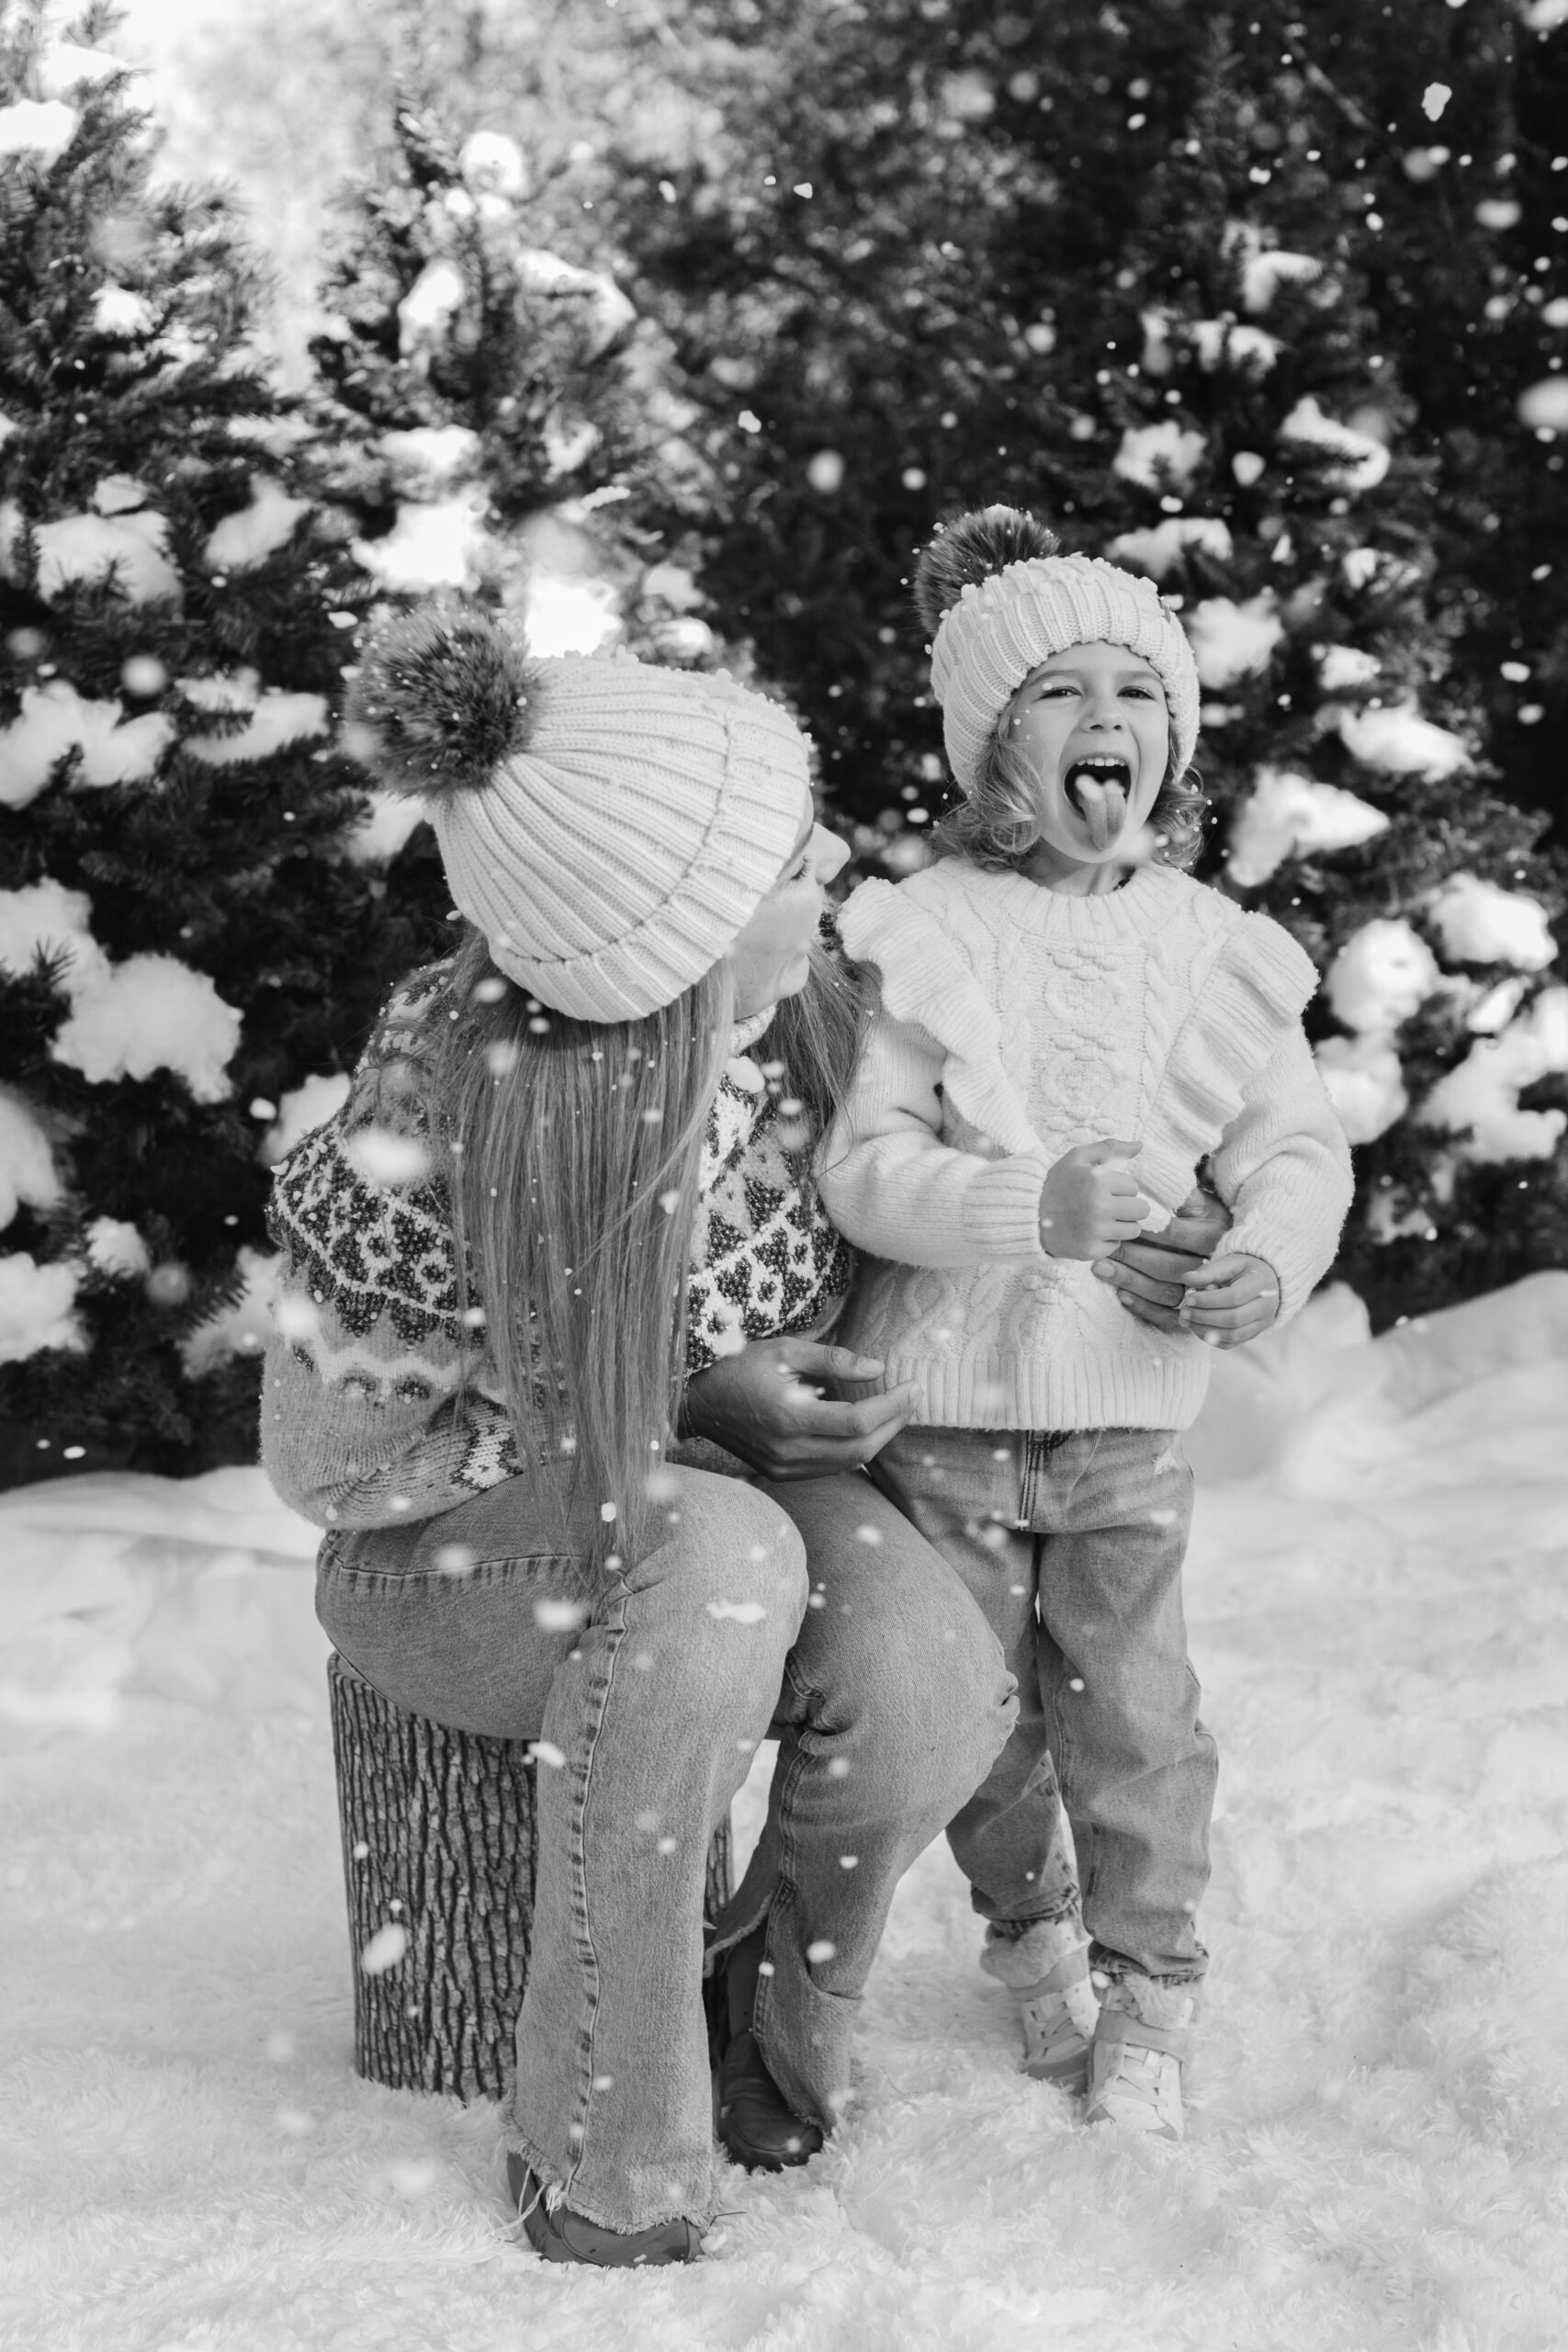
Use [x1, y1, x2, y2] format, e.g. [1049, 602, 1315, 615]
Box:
[821, 858, 1353, 1434]
[261, 963, 854, 1532]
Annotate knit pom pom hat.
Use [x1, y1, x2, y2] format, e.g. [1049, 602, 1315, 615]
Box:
[350, 598, 810, 1023]
[915, 506, 1201, 795]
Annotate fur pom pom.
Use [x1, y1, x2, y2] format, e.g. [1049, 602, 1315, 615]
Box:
[348, 598, 537, 799]
[912, 506, 1060, 636]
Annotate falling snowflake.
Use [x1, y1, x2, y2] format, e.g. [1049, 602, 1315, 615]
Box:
[359, 1922, 409, 1976]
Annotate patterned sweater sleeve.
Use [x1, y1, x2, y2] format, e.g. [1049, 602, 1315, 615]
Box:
[1209, 1023, 1355, 1326]
[259, 974, 524, 1531]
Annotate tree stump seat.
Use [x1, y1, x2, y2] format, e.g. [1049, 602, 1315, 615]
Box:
[327, 1650, 734, 2100]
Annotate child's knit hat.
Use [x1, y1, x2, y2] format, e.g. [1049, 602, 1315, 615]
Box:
[348, 598, 809, 1023]
[915, 507, 1201, 794]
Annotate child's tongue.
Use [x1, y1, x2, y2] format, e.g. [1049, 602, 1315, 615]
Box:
[1073, 773, 1124, 851]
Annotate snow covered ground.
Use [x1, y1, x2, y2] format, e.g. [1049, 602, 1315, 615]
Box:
[3, 1276, 1566, 2352]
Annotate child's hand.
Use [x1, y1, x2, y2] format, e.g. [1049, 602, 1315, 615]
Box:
[1178, 1252, 1280, 1347]
[1094, 1182, 1232, 1330]
[1038, 1139, 1150, 1261]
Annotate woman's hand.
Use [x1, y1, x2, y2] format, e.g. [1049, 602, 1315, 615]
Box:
[680, 1339, 921, 1481]
[1038, 1139, 1150, 1260]
[1092, 1184, 1232, 1331]
[1178, 1251, 1281, 1348]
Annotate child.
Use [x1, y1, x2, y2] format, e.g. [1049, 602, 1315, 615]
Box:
[820, 507, 1353, 2142]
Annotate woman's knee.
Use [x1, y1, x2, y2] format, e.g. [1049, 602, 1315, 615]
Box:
[633, 1469, 808, 1665]
[807, 1569, 1016, 1809]
[896, 1587, 1016, 1786]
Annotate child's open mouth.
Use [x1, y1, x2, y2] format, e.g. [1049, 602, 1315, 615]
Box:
[1064, 756, 1132, 850]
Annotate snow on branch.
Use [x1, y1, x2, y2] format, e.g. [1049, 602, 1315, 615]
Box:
[1226, 767, 1388, 888]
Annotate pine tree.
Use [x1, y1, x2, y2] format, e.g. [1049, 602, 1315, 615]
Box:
[1288, 0, 1568, 867]
[308, 97, 725, 673]
[1080, 19, 1567, 1325]
[0, 4, 446, 1486]
[611, 0, 1566, 1323]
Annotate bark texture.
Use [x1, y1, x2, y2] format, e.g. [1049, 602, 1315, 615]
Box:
[327, 1651, 734, 2100]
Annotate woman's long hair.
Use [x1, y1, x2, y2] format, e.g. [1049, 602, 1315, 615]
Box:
[428, 927, 735, 1577]
[764, 926, 868, 1163]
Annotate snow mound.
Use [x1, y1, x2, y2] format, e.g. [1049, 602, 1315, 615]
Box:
[4, 1274, 1563, 1745]
[2, 1278, 1567, 2343]
[0, 1466, 321, 1744]
[3, 1272, 1566, 2345]
[1185, 1270, 1568, 1497]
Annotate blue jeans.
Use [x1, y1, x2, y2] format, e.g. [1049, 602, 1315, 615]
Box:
[317, 1462, 1013, 2233]
[869, 1425, 1215, 1985]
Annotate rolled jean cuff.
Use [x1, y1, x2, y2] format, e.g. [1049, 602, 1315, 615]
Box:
[499, 2123, 716, 2237]
[1089, 1942, 1207, 1987]
[988, 1893, 1083, 1936]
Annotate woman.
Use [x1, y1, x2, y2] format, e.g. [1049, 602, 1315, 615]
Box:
[260, 600, 1017, 2267]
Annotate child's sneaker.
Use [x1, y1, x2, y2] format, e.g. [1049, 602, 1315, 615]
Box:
[1085, 1973, 1196, 2142]
[979, 1913, 1100, 2091]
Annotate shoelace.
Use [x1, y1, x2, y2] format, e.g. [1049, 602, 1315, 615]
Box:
[503, 2167, 547, 2240]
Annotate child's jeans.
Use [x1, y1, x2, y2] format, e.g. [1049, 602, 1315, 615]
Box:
[869, 1423, 1215, 1985]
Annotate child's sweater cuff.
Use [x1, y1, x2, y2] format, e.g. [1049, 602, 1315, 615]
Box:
[959, 1153, 1054, 1261]
[1224, 1217, 1336, 1328]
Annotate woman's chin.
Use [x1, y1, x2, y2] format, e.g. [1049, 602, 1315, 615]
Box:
[766, 946, 817, 1001]
[731, 953, 812, 1019]
[774, 957, 814, 1001]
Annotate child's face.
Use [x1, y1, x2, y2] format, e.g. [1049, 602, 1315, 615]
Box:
[1005, 640, 1171, 885]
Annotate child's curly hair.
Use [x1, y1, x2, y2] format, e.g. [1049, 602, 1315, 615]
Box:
[932, 691, 1208, 874]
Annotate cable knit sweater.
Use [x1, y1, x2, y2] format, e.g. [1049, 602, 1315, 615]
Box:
[261, 963, 854, 1532]
[821, 857, 1353, 1434]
